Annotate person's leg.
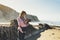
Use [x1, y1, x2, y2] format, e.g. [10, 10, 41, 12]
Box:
[21, 27, 27, 40]
[19, 31, 25, 40]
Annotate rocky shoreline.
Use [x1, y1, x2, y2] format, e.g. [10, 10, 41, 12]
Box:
[0, 19, 60, 40]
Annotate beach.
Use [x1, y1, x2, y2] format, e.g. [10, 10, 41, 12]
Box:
[37, 28, 60, 40]
[26, 26, 60, 40]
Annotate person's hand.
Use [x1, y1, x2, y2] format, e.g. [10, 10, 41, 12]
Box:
[20, 31, 23, 33]
[24, 19, 28, 24]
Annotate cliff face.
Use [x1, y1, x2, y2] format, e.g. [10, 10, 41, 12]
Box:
[0, 4, 40, 23]
[0, 4, 19, 22]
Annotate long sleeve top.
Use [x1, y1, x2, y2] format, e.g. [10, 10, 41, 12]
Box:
[17, 17, 28, 32]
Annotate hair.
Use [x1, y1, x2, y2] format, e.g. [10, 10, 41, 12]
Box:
[19, 11, 26, 17]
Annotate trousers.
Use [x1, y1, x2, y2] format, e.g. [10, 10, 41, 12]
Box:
[19, 27, 27, 40]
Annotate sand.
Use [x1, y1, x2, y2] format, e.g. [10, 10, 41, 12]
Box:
[37, 28, 60, 40]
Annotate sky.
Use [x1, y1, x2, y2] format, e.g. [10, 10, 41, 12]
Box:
[0, 0, 60, 22]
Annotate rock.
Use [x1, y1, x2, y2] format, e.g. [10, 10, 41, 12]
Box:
[0, 19, 18, 40]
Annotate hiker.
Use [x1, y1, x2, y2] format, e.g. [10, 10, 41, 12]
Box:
[17, 11, 30, 40]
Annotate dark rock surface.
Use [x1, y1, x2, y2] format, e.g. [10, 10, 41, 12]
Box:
[0, 26, 18, 40]
[0, 19, 38, 40]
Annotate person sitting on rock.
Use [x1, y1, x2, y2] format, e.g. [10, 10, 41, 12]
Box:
[17, 11, 30, 40]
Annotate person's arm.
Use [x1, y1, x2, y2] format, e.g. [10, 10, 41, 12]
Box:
[18, 26, 23, 33]
[24, 18, 29, 24]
